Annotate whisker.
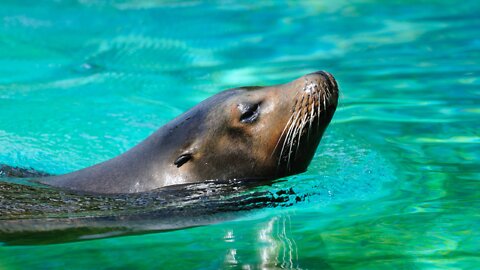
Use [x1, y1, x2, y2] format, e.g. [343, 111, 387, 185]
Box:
[323, 92, 327, 116]
[278, 109, 301, 171]
[317, 86, 322, 132]
[307, 96, 315, 142]
[273, 91, 300, 170]
[295, 105, 309, 158]
[285, 110, 302, 171]
[271, 112, 295, 157]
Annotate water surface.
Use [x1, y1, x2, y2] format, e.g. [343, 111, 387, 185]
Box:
[0, 0, 479, 269]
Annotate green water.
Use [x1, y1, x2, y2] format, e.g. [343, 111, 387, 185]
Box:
[1, 0, 479, 269]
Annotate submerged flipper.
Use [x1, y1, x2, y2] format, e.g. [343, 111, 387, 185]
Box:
[0, 164, 51, 178]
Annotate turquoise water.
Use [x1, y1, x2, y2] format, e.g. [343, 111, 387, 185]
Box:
[1, 0, 479, 269]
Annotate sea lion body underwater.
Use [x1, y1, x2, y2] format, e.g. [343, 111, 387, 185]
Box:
[39, 71, 338, 194]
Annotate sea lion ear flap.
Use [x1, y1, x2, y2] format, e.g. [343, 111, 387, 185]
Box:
[174, 153, 192, 168]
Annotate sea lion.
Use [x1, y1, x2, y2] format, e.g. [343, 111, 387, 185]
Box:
[38, 71, 338, 193]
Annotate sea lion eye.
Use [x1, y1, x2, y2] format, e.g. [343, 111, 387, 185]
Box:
[238, 103, 260, 123]
[174, 153, 192, 168]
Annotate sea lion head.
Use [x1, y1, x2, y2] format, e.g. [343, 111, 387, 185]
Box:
[39, 71, 339, 193]
[170, 71, 339, 184]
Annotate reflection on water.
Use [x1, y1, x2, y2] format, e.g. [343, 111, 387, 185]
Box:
[258, 216, 299, 269]
[222, 215, 302, 269]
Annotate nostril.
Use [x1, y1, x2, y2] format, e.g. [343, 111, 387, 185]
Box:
[304, 80, 318, 94]
[312, 71, 338, 92]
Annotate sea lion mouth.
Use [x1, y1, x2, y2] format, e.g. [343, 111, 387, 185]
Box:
[273, 71, 339, 175]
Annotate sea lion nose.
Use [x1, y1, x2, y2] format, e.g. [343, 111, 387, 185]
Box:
[302, 71, 338, 94]
[302, 71, 339, 108]
[308, 71, 338, 91]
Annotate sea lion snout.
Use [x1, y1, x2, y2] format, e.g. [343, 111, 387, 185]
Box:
[307, 70, 336, 85]
[303, 71, 339, 105]
[294, 70, 339, 120]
